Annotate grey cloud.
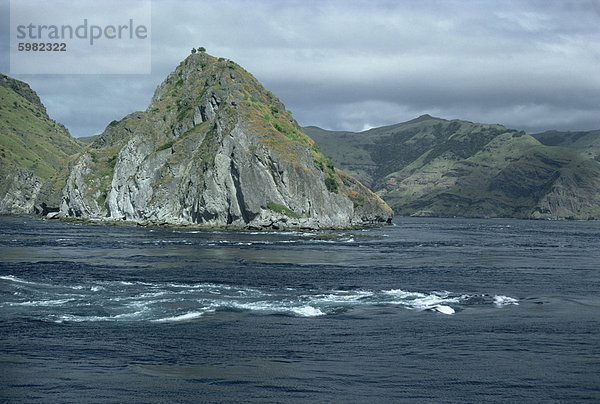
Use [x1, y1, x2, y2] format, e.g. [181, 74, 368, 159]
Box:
[0, 0, 598, 136]
[25, 75, 157, 137]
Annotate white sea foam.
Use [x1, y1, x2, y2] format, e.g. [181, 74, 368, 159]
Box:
[0, 275, 37, 284]
[291, 305, 325, 317]
[433, 305, 455, 315]
[383, 289, 426, 299]
[54, 314, 107, 323]
[381, 289, 465, 314]
[316, 291, 373, 303]
[137, 291, 168, 298]
[226, 301, 274, 312]
[223, 300, 325, 317]
[4, 299, 74, 307]
[153, 311, 207, 322]
[3, 273, 520, 322]
[493, 295, 519, 307]
[54, 308, 150, 323]
[0, 275, 59, 290]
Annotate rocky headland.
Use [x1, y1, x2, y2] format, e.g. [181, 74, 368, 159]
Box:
[57, 52, 393, 229]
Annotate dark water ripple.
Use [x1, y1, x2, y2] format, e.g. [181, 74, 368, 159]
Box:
[1, 216, 599, 402]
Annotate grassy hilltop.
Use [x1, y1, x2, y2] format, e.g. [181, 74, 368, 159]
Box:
[0, 74, 83, 180]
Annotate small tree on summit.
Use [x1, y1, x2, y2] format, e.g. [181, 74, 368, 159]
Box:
[198, 47, 206, 52]
[191, 48, 197, 54]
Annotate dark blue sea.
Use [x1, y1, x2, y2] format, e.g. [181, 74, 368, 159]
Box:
[1, 216, 599, 403]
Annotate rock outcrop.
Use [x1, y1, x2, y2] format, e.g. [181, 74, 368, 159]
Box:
[0, 160, 42, 214]
[59, 52, 392, 229]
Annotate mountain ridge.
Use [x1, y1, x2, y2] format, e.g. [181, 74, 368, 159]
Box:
[305, 116, 600, 219]
[2, 63, 598, 223]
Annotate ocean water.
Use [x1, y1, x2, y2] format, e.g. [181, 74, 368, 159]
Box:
[1, 215, 599, 402]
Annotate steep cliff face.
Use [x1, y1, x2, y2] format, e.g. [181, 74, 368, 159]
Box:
[0, 160, 42, 214]
[0, 74, 84, 214]
[60, 53, 392, 229]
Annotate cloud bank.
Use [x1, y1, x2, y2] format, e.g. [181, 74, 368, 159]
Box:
[1, 0, 598, 137]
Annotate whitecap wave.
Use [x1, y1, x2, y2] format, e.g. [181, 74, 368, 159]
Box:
[153, 311, 208, 323]
[0, 275, 38, 284]
[314, 291, 374, 303]
[380, 289, 464, 314]
[1, 275, 520, 321]
[54, 314, 112, 323]
[291, 305, 325, 317]
[493, 295, 519, 307]
[224, 301, 326, 317]
[3, 298, 75, 307]
[433, 305, 455, 315]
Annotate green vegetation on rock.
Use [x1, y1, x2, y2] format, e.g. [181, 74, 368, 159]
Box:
[267, 201, 300, 219]
[532, 129, 600, 161]
[155, 140, 175, 152]
[324, 175, 339, 193]
[0, 75, 84, 181]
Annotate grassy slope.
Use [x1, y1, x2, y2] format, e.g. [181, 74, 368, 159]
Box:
[384, 132, 538, 211]
[305, 116, 600, 219]
[303, 126, 376, 187]
[0, 77, 84, 181]
[532, 130, 600, 161]
[305, 115, 513, 190]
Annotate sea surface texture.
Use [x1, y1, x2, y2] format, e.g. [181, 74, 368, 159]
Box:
[1, 216, 599, 402]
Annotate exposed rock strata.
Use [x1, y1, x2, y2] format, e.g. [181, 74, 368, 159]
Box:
[59, 53, 392, 229]
[0, 160, 42, 214]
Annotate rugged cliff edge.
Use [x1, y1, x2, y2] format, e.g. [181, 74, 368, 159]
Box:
[59, 52, 392, 229]
[0, 74, 84, 214]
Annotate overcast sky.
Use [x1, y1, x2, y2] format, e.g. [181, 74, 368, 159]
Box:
[1, 0, 599, 138]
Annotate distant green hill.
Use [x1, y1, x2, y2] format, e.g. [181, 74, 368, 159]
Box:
[532, 130, 600, 161]
[0, 74, 85, 213]
[305, 116, 600, 219]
